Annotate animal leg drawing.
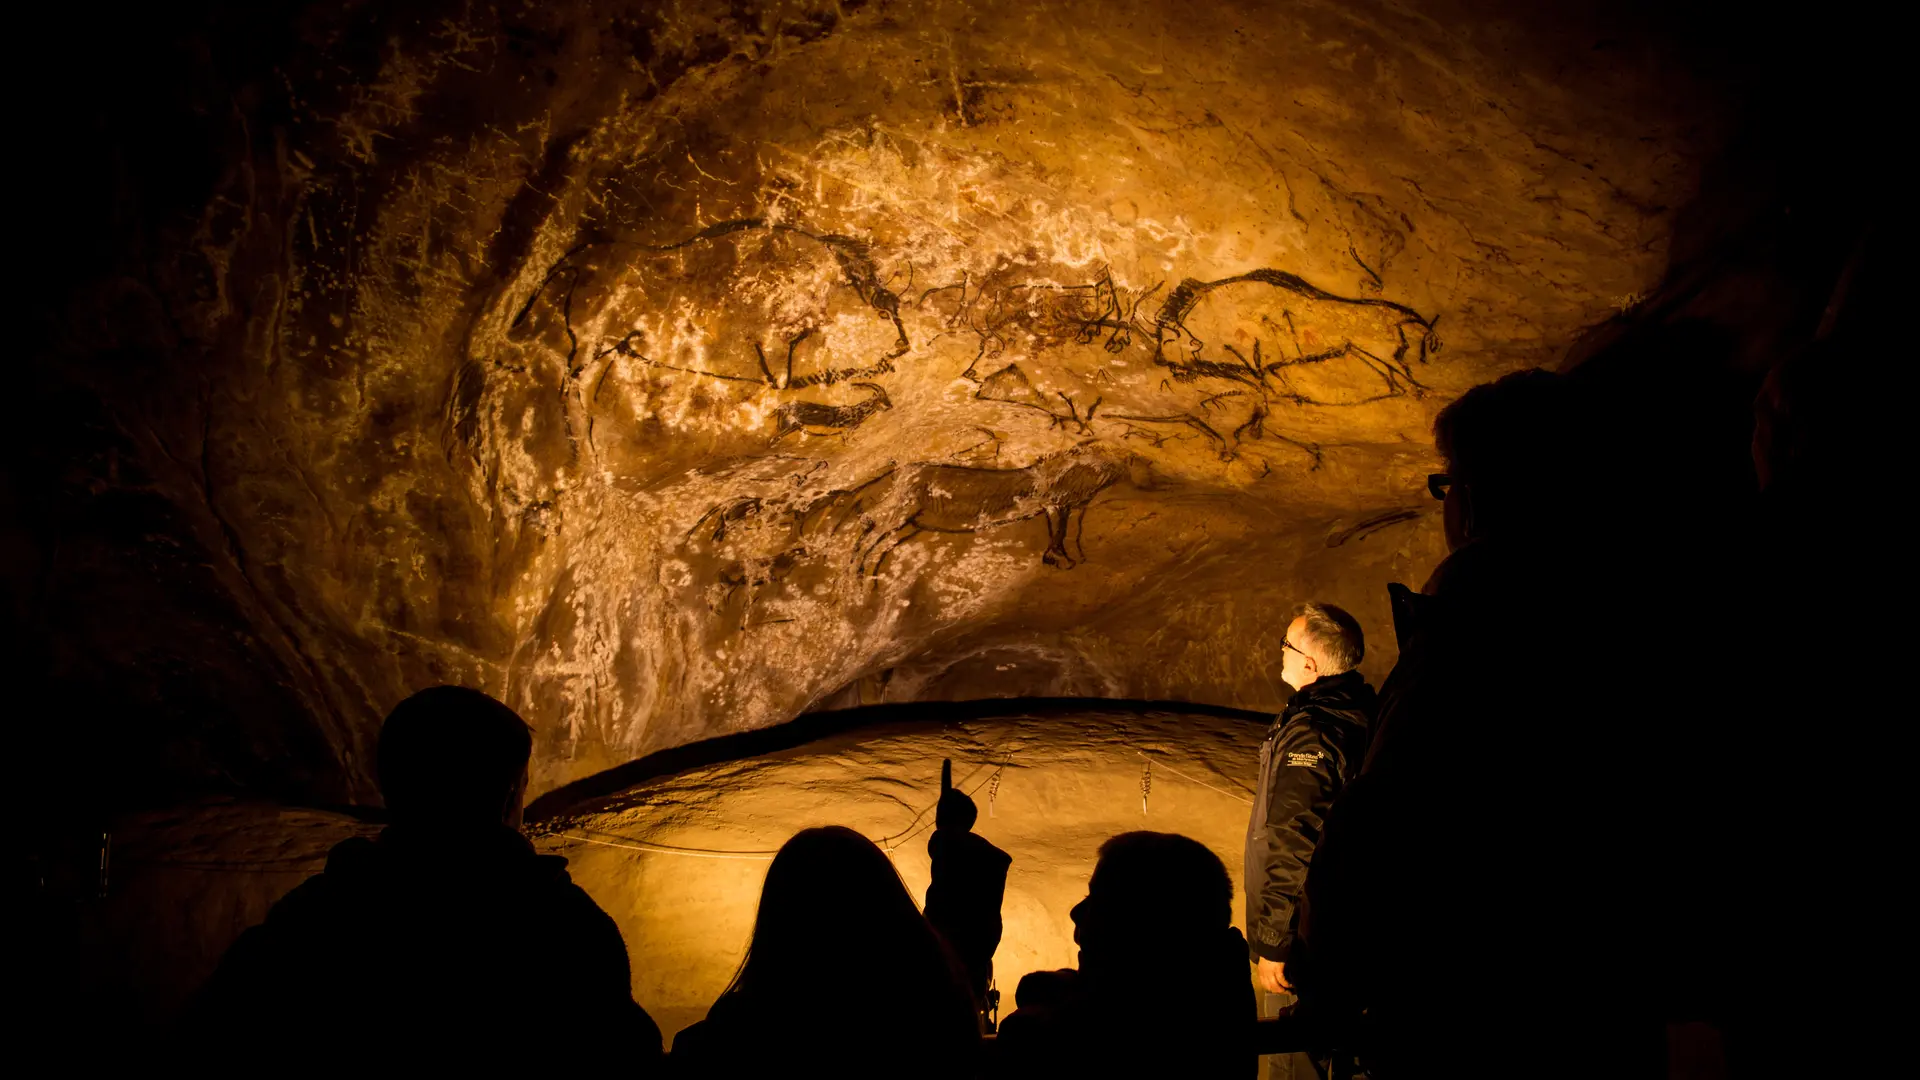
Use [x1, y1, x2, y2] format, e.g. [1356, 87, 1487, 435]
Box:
[1150, 268, 1441, 404]
[832, 445, 1139, 576]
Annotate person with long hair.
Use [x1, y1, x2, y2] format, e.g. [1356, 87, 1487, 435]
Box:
[670, 826, 981, 1078]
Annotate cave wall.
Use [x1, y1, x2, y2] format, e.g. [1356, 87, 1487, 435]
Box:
[15, 0, 1727, 804]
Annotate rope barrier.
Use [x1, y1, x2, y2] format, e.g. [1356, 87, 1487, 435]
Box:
[1135, 753, 1254, 806]
[109, 746, 1256, 871]
[116, 856, 334, 873]
[553, 762, 1004, 861]
[560, 751, 1253, 860]
[564, 831, 776, 860]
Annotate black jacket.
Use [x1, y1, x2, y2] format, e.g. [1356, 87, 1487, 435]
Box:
[185, 823, 661, 1071]
[1244, 669, 1375, 964]
[996, 926, 1256, 1079]
[1291, 539, 1661, 1074]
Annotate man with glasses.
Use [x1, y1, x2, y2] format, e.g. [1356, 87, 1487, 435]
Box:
[1292, 369, 1658, 1076]
[1245, 603, 1375, 1079]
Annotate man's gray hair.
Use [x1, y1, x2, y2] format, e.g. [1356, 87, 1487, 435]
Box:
[1297, 602, 1365, 674]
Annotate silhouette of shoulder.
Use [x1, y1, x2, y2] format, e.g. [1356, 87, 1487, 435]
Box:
[192, 827, 661, 1068]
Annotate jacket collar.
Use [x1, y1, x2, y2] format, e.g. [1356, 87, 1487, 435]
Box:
[1277, 670, 1373, 730]
[1286, 668, 1365, 707]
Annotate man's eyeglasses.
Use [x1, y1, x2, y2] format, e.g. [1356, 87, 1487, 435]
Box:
[1427, 473, 1452, 501]
[1280, 637, 1309, 658]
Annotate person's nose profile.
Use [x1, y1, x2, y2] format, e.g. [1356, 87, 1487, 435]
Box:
[1069, 895, 1094, 947]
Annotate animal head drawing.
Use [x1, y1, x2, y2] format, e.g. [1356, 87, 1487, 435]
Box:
[851, 382, 893, 409]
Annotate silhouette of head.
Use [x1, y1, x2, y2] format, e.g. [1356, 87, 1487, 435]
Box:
[1071, 832, 1232, 971]
[1281, 601, 1364, 690]
[377, 686, 533, 829]
[1433, 369, 1589, 548]
[733, 826, 954, 997]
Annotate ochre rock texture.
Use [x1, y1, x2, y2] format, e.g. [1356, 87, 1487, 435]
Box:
[21, 0, 1723, 801]
[544, 709, 1267, 1040]
[81, 709, 1264, 1039]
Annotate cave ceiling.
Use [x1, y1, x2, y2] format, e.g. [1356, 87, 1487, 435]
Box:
[42, 0, 1723, 799]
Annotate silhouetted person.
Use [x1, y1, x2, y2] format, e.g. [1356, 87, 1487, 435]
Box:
[670, 826, 980, 1079]
[1293, 370, 1660, 1076]
[1568, 320, 1783, 1074]
[997, 832, 1256, 1079]
[1739, 323, 1882, 1075]
[924, 759, 1012, 1027]
[185, 686, 662, 1071]
[1245, 602, 1373, 1079]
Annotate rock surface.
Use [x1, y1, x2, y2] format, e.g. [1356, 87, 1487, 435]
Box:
[543, 707, 1268, 1039]
[20, 0, 1723, 801]
[84, 707, 1268, 1039]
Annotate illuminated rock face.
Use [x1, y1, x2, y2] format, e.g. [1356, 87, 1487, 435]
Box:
[542, 709, 1266, 1040]
[90, 708, 1266, 1039]
[39, 0, 1719, 799]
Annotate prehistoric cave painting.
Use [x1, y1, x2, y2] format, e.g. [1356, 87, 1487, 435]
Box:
[687, 495, 775, 546]
[682, 491, 821, 621]
[470, 203, 1448, 507]
[1150, 269, 1441, 406]
[974, 363, 1099, 435]
[677, 431, 1138, 628]
[955, 426, 1008, 463]
[772, 381, 892, 442]
[469, 218, 916, 465]
[523, 218, 911, 386]
[1100, 407, 1293, 468]
[1049, 269, 1159, 355]
[976, 363, 1042, 407]
[831, 442, 1145, 576]
[921, 267, 1160, 380]
[918, 261, 1440, 473]
[923, 260, 1436, 415]
[1326, 508, 1425, 548]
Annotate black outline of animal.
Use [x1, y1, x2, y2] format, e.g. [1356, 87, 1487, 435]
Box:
[1326, 508, 1424, 548]
[683, 495, 822, 625]
[470, 219, 913, 465]
[771, 382, 893, 442]
[832, 443, 1148, 576]
[1149, 269, 1441, 403]
[557, 218, 911, 389]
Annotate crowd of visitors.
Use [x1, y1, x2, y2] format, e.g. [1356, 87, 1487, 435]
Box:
[186, 329, 1853, 1076]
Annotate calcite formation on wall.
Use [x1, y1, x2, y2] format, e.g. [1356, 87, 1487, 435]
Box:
[30, 0, 1719, 800]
